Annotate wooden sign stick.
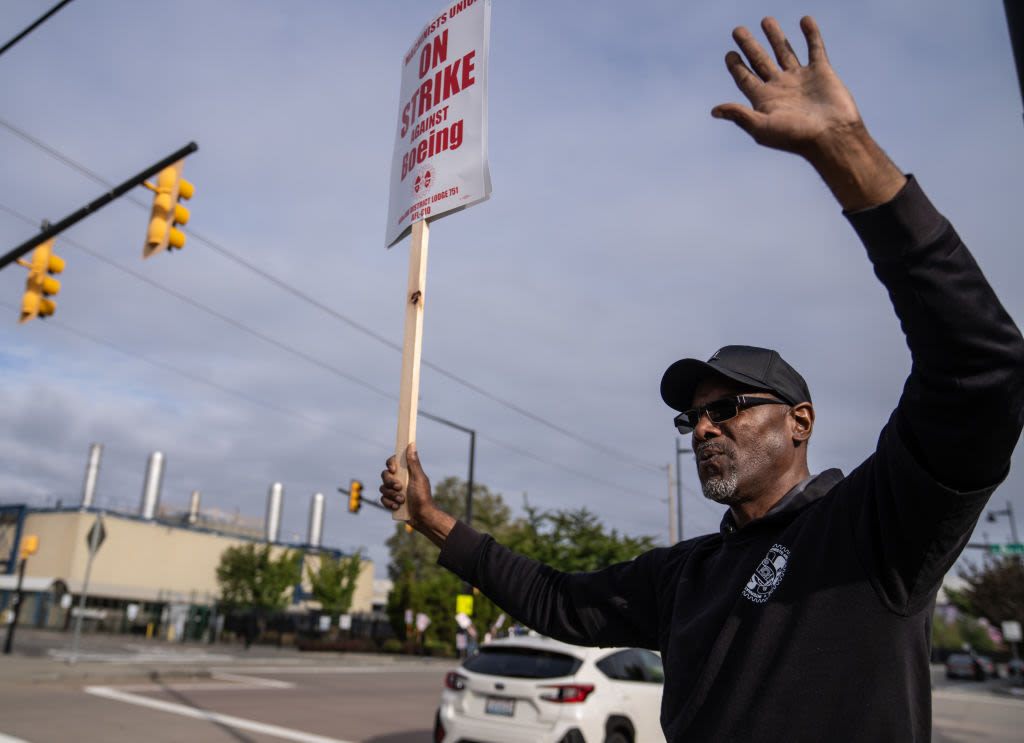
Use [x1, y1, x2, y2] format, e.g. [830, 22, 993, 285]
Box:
[393, 219, 429, 521]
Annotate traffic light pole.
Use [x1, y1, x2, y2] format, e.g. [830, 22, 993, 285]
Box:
[0, 141, 198, 271]
[420, 411, 475, 529]
[1, 557, 27, 655]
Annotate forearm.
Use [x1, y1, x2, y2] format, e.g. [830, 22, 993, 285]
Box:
[803, 121, 906, 212]
[415, 506, 457, 549]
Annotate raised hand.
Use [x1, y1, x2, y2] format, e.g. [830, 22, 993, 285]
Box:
[712, 16, 861, 156]
[713, 16, 905, 210]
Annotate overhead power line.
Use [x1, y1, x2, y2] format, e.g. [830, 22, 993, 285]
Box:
[0, 117, 664, 476]
[0, 210, 661, 502]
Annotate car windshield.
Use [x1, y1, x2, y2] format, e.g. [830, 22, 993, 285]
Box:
[463, 646, 582, 679]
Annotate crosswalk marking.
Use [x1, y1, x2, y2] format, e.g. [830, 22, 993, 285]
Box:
[85, 685, 355, 743]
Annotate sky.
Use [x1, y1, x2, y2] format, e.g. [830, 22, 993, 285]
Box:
[1, 0, 1022, 583]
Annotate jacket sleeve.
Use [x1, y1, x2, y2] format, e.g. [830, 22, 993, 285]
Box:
[843, 176, 1024, 609]
[438, 520, 663, 649]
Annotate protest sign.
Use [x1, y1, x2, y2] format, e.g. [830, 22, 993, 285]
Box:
[385, 0, 491, 248]
[387, 0, 492, 521]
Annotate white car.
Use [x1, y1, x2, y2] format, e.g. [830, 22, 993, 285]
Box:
[435, 634, 666, 743]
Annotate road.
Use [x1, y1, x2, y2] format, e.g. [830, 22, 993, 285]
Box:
[932, 674, 1024, 743]
[0, 631, 1021, 742]
[1, 665, 443, 743]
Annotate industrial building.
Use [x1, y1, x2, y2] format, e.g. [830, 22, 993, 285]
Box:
[0, 445, 380, 643]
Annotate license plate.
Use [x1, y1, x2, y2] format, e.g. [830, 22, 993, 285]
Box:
[485, 696, 515, 716]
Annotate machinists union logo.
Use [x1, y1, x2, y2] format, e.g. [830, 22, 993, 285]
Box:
[413, 163, 435, 194]
[743, 544, 790, 604]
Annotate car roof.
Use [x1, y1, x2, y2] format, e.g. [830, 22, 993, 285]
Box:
[473, 635, 630, 660]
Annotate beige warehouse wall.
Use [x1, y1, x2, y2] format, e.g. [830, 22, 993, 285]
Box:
[17, 510, 375, 610]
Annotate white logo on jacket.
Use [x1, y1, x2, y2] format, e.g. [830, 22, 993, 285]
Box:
[743, 544, 790, 603]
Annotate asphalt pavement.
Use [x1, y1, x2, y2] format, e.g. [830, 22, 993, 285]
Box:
[0, 627, 451, 686]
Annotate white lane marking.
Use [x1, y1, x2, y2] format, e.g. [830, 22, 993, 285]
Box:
[212, 671, 294, 688]
[48, 649, 235, 663]
[207, 664, 444, 675]
[84, 664, 436, 695]
[0, 733, 33, 743]
[84, 686, 354, 743]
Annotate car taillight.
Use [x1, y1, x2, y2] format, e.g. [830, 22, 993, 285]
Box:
[539, 684, 595, 703]
[445, 671, 467, 691]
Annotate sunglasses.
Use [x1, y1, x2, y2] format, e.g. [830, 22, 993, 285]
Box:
[674, 395, 789, 434]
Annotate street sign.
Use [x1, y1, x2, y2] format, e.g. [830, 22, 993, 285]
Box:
[86, 517, 106, 553]
[988, 543, 1024, 555]
[1002, 620, 1022, 642]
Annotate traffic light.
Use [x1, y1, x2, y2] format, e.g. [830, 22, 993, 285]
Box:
[18, 238, 64, 324]
[19, 535, 38, 560]
[143, 159, 193, 258]
[348, 480, 363, 513]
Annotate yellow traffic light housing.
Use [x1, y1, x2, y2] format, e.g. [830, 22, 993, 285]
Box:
[19, 535, 39, 560]
[143, 159, 193, 258]
[348, 480, 363, 513]
[18, 238, 64, 324]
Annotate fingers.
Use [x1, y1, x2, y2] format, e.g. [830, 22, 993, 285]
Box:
[731, 25, 777, 81]
[800, 16, 829, 66]
[723, 49, 762, 99]
[406, 442, 424, 477]
[761, 17, 800, 71]
[379, 444, 431, 512]
[380, 454, 404, 510]
[711, 102, 765, 140]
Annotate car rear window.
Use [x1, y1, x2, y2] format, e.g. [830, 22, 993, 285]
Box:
[463, 646, 582, 679]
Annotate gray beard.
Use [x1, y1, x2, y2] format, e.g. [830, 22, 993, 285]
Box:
[702, 471, 740, 504]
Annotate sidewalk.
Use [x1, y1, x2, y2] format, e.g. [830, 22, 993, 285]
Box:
[0, 627, 449, 685]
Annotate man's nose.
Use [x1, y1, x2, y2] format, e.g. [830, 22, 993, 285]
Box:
[692, 410, 722, 440]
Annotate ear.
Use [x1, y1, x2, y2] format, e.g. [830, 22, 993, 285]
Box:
[789, 403, 814, 446]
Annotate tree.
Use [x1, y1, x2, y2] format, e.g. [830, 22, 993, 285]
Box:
[932, 608, 998, 652]
[308, 550, 363, 636]
[503, 502, 658, 573]
[216, 542, 302, 611]
[385, 477, 512, 649]
[951, 555, 1024, 628]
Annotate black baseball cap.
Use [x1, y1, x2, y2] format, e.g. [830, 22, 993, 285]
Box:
[660, 345, 811, 412]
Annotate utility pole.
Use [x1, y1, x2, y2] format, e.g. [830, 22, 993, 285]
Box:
[666, 463, 677, 544]
[2, 556, 27, 654]
[675, 439, 692, 542]
[987, 500, 1020, 544]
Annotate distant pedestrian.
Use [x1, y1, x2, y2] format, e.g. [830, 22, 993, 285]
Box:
[243, 609, 257, 650]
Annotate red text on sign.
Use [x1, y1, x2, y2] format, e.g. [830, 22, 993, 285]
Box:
[401, 120, 464, 180]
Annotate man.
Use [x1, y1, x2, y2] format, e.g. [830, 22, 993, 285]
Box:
[380, 16, 1024, 742]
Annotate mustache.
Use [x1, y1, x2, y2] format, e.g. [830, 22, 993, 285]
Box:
[695, 439, 735, 459]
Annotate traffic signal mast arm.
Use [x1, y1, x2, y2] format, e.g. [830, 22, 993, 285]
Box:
[0, 141, 198, 272]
